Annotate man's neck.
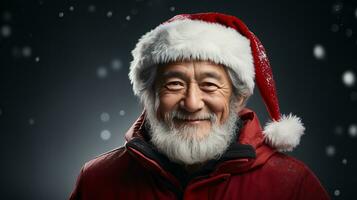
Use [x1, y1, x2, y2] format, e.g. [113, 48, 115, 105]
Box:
[183, 162, 206, 174]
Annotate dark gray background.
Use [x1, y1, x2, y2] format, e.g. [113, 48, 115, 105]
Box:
[0, 0, 356, 199]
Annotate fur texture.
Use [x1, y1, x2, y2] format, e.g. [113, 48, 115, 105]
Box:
[129, 19, 255, 97]
[146, 98, 239, 165]
[263, 114, 305, 152]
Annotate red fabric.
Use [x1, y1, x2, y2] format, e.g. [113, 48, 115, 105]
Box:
[69, 108, 330, 200]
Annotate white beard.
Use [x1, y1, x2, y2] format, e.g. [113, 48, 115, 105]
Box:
[145, 101, 239, 165]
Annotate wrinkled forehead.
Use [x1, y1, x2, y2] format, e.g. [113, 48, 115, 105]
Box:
[156, 60, 231, 81]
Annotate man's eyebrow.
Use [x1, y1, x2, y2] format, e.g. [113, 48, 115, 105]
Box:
[161, 71, 223, 81]
[161, 71, 188, 80]
[199, 72, 223, 81]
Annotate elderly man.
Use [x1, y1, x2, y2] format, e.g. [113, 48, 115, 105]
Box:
[69, 13, 329, 200]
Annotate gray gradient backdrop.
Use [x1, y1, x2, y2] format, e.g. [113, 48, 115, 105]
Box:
[0, 0, 356, 199]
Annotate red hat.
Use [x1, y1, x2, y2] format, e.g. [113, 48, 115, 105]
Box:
[129, 13, 305, 152]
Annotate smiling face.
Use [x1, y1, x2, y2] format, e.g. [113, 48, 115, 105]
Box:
[144, 60, 246, 165]
[155, 60, 239, 140]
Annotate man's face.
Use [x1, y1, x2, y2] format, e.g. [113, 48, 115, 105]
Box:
[155, 60, 235, 140]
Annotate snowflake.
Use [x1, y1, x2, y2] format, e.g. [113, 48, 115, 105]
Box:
[331, 3, 343, 14]
[259, 51, 267, 61]
[313, 44, 325, 60]
[119, 110, 125, 116]
[257, 44, 267, 61]
[111, 59, 122, 71]
[342, 158, 347, 165]
[342, 70, 355, 87]
[88, 5, 96, 13]
[100, 112, 110, 122]
[334, 189, 340, 196]
[97, 66, 108, 79]
[325, 145, 336, 157]
[29, 118, 35, 125]
[100, 130, 111, 140]
[22, 46, 32, 57]
[107, 11, 113, 18]
[348, 124, 357, 138]
[1, 25, 11, 38]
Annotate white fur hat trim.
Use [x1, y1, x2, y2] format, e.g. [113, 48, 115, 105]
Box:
[129, 18, 255, 96]
[263, 113, 305, 152]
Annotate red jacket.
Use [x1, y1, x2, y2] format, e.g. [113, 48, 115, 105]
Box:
[69, 108, 330, 200]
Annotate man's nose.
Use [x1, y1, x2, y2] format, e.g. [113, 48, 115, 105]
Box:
[180, 83, 204, 112]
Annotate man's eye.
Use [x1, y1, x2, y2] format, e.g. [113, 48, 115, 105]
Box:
[200, 82, 218, 91]
[165, 81, 184, 90]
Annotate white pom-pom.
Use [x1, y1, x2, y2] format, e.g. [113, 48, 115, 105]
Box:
[263, 113, 305, 152]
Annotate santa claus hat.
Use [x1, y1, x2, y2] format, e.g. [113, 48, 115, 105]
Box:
[129, 13, 305, 152]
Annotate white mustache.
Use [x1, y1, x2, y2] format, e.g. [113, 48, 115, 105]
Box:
[169, 110, 216, 122]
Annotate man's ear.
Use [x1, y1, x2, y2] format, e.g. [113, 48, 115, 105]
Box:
[235, 95, 247, 113]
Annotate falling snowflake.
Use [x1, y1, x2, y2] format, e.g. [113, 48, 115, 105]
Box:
[22, 46, 32, 57]
[111, 59, 122, 71]
[334, 189, 341, 196]
[35, 57, 40, 62]
[69, 6, 74, 12]
[348, 124, 357, 138]
[58, 12, 64, 18]
[1, 25, 11, 38]
[326, 145, 336, 157]
[107, 11, 113, 18]
[331, 2, 343, 14]
[100, 112, 110, 122]
[169, 6, 176, 12]
[342, 158, 347, 165]
[97, 66, 108, 79]
[355, 8, 357, 19]
[29, 118, 35, 125]
[313, 44, 325, 60]
[342, 70, 355, 87]
[100, 130, 111, 140]
[88, 5, 96, 13]
[119, 110, 125, 116]
[125, 15, 131, 21]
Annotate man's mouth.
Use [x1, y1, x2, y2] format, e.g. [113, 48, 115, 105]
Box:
[173, 117, 210, 124]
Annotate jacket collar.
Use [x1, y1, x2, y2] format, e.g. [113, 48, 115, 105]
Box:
[124, 108, 276, 185]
